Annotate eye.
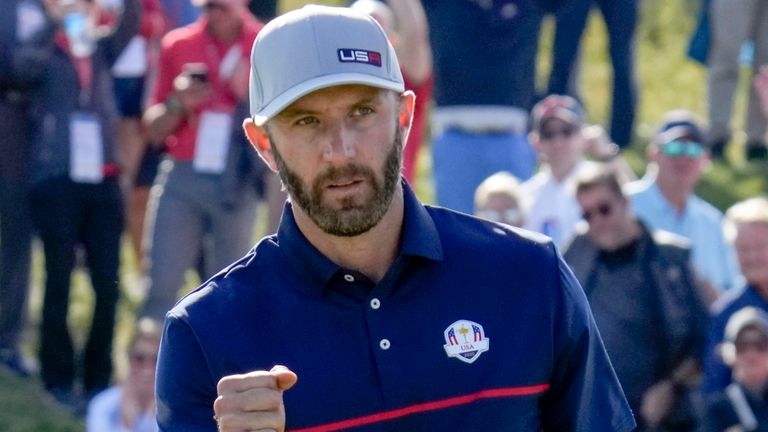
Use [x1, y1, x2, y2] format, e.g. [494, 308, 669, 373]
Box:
[352, 105, 375, 117]
[294, 116, 318, 126]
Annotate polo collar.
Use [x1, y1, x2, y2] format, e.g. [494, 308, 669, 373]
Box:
[277, 180, 443, 295]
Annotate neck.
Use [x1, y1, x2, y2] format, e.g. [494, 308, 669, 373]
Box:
[550, 158, 580, 182]
[656, 176, 689, 214]
[292, 186, 405, 283]
[207, 16, 243, 43]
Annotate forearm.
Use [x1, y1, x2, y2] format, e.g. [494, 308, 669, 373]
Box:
[143, 96, 184, 143]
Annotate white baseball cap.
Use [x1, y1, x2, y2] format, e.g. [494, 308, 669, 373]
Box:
[248, 5, 405, 126]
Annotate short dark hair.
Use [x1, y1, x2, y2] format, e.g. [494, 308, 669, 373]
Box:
[574, 163, 625, 200]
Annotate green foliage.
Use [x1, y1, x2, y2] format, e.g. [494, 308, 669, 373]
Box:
[0, 369, 83, 432]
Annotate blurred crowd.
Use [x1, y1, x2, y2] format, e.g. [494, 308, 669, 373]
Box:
[2, 0, 768, 430]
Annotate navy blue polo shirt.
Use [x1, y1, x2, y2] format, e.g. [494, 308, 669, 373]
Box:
[156, 182, 635, 432]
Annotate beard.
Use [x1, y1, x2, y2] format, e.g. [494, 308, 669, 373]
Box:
[271, 126, 403, 237]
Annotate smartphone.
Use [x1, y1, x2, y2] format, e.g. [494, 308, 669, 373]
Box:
[184, 63, 209, 83]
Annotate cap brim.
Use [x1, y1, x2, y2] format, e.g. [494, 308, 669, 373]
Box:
[251, 73, 405, 126]
[656, 125, 704, 145]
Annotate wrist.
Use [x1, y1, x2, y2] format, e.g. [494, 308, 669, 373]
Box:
[165, 94, 185, 115]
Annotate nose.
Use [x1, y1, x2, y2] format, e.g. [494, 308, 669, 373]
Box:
[321, 122, 356, 162]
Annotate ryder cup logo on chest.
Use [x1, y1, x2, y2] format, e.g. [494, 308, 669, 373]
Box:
[443, 320, 490, 364]
[337, 48, 382, 67]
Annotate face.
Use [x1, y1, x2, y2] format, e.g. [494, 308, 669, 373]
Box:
[577, 184, 631, 250]
[733, 326, 768, 387]
[475, 193, 523, 227]
[652, 138, 708, 194]
[257, 85, 411, 237]
[533, 118, 584, 171]
[200, 0, 245, 31]
[734, 222, 768, 289]
[128, 338, 159, 397]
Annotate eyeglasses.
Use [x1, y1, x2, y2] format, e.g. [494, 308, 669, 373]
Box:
[735, 337, 768, 354]
[581, 202, 613, 222]
[202, 2, 228, 12]
[660, 140, 705, 158]
[540, 125, 577, 141]
[476, 208, 522, 225]
[130, 351, 157, 366]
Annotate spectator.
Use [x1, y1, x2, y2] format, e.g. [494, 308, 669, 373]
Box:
[86, 317, 161, 432]
[753, 64, 768, 129]
[27, 0, 140, 410]
[350, 0, 432, 185]
[626, 110, 740, 293]
[155, 6, 635, 431]
[543, 0, 590, 101]
[421, 0, 540, 214]
[0, 0, 54, 377]
[474, 171, 524, 227]
[701, 307, 768, 432]
[141, 0, 264, 319]
[703, 196, 768, 395]
[706, 0, 768, 161]
[564, 165, 709, 431]
[104, 0, 166, 267]
[520, 94, 595, 248]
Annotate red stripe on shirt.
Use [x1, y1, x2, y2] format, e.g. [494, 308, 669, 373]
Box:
[290, 384, 550, 432]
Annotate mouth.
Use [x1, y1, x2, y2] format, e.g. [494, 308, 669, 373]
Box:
[326, 178, 364, 190]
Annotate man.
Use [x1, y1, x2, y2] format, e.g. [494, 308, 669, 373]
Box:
[626, 110, 740, 294]
[0, 0, 53, 376]
[141, 0, 264, 319]
[703, 196, 768, 395]
[706, 0, 768, 160]
[564, 165, 709, 431]
[420, 0, 540, 214]
[520, 94, 595, 248]
[155, 6, 635, 431]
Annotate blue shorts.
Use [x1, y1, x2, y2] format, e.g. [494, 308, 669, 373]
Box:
[113, 76, 146, 118]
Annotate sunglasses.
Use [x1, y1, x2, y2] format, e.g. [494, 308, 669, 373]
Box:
[130, 351, 157, 365]
[202, 2, 228, 11]
[540, 125, 577, 141]
[660, 140, 705, 158]
[735, 337, 768, 354]
[581, 202, 613, 222]
[476, 208, 522, 225]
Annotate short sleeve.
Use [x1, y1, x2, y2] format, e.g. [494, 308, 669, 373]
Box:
[156, 313, 218, 432]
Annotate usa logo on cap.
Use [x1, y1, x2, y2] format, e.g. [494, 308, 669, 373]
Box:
[337, 48, 382, 67]
[443, 319, 490, 364]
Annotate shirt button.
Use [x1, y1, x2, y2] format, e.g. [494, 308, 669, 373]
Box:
[370, 298, 381, 310]
[379, 339, 391, 350]
[343, 274, 355, 282]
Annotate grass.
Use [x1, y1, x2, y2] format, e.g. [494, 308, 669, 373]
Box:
[4, 0, 768, 429]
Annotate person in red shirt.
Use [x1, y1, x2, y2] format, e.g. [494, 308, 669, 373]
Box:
[141, 0, 264, 320]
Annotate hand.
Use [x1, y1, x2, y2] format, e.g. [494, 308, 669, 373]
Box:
[172, 72, 212, 114]
[214, 365, 298, 432]
[582, 124, 619, 162]
[639, 380, 676, 427]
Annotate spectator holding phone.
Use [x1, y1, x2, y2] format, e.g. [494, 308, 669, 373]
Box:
[141, 0, 264, 319]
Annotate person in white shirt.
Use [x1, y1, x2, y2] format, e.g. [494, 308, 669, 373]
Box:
[520, 95, 595, 248]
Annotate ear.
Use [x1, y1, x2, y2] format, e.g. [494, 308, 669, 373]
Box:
[243, 118, 278, 173]
[398, 90, 416, 141]
[528, 131, 541, 152]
